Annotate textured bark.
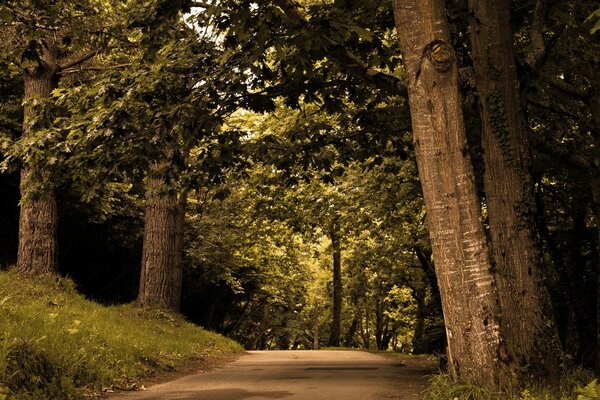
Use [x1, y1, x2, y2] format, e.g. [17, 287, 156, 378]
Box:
[16, 67, 59, 277]
[469, 0, 561, 381]
[137, 161, 184, 311]
[590, 94, 600, 374]
[591, 175, 600, 374]
[392, 0, 513, 386]
[327, 220, 342, 347]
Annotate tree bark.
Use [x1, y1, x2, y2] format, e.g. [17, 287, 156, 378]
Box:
[16, 67, 59, 277]
[313, 301, 319, 350]
[327, 219, 342, 347]
[469, 0, 562, 382]
[392, 0, 513, 387]
[589, 92, 600, 374]
[137, 160, 184, 311]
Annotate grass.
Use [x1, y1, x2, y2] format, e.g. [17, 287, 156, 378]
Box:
[0, 269, 242, 400]
[426, 368, 600, 400]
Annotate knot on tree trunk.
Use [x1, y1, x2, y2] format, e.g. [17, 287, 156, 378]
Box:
[424, 40, 454, 72]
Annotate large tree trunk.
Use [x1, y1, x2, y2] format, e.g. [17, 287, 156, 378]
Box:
[392, 0, 513, 387]
[16, 68, 59, 277]
[468, 0, 561, 381]
[137, 161, 184, 311]
[589, 93, 600, 374]
[327, 219, 342, 347]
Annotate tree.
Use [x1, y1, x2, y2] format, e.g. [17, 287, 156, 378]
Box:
[392, 0, 511, 387]
[468, 0, 562, 380]
[0, 1, 115, 276]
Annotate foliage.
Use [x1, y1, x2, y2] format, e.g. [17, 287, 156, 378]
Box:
[427, 369, 600, 400]
[0, 270, 241, 399]
[586, 7, 600, 34]
[577, 379, 600, 400]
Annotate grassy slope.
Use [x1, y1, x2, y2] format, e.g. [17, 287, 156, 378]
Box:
[0, 270, 242, 400]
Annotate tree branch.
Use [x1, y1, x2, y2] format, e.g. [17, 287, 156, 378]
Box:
[59, 63, 132, 75]
[59, 49, 101, 71]
[540, 73, 590, 101]
[529, 134, 592, 173]
[528, 97, 598, 137]
[526, 0, 546, 69]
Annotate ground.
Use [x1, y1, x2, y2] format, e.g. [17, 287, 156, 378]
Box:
[106, 350, 437, 400]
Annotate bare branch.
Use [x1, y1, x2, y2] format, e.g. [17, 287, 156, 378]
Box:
[59, 63, 132, 75]
[59, 49, 101, 71]
[541, 73, 590, 101]
[529, 134, 592, 173]
[190, 1, 212, 7]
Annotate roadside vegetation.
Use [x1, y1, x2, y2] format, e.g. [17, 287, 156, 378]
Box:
[427, 371, 600, 400]
[0, 270, 242, 400]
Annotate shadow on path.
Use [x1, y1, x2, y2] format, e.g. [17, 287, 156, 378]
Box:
[137, 388, 292, 400]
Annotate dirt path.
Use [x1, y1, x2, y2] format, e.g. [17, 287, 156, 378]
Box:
[108, 350, 436, 400]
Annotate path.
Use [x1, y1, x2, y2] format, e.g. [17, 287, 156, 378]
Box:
[110, 350, 436, 400]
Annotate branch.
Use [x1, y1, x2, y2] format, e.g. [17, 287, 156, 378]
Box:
[529, 134, 592, 173]
[59, 49, 101, 71]
[526, 0, 546, 69]
[528, 97, 599, 140]
[190, 1, 212, 7]
[540, 73, 590, 101]
[59, 63, 132, 75]
[271, 0, 408, 99]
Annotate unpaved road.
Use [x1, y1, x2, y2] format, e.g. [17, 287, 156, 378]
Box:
[110, 350, 436, 400]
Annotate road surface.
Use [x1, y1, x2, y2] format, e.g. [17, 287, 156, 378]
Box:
[110, 350, 435, 400]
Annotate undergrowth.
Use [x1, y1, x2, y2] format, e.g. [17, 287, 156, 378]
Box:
[427, 368, 600, 400]
[0, 270, 242, 400]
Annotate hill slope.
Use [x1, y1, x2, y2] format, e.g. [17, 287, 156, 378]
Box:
[0, 270, 242, 400]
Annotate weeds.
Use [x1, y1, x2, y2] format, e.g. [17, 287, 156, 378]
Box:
[426, 368, 599, 400]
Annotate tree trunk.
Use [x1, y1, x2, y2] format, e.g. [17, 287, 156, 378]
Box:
[412, 289, 427, 354]
[468, 0, 561, 381]
[362, 298, 371, 349]
[327, 219, 342, 347]
[375, 290, 385, 350]
[16, 68, 59, 277]
[588, 93, 600, 374]
[344, 314, 359, 348]
[590, 177, 600, 374]
[313, 301, 319, 350]
[137, 161, 184, 311]
[392, 0, 513, 387]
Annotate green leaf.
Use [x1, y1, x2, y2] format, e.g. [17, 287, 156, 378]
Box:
[0, 6, 13, 23]
[586, 7, 600, 34]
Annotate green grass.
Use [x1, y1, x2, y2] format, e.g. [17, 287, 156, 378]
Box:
[426, 368, 599, 400]
[0, 270, 242, 400]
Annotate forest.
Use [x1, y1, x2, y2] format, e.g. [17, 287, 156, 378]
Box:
[0, 0, 599, 397]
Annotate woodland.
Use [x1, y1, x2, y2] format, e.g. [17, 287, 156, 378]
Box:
[0, 0, 599, 396]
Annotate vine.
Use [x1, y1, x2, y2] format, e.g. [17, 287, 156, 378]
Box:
[486, 89, 513, 167]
